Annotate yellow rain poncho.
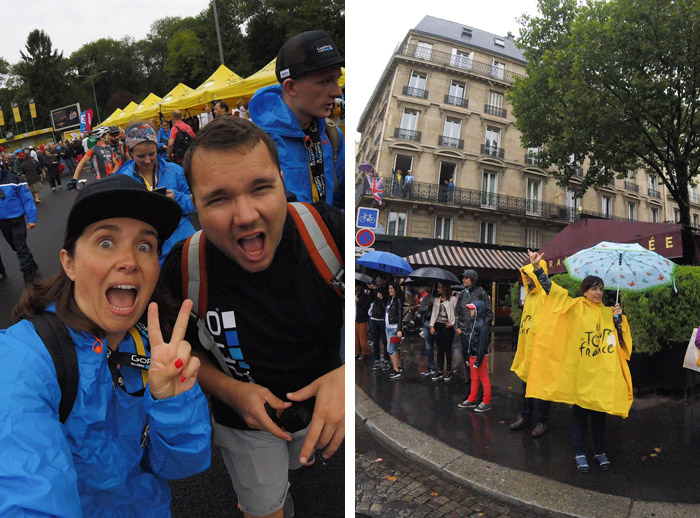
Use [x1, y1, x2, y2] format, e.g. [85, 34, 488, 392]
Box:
[525, 281, 634, 418]
[510, 261, 548, 382]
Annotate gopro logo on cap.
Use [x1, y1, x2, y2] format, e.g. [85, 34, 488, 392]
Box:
[317, 44, 333, 53]
[279, 68, 290, 79]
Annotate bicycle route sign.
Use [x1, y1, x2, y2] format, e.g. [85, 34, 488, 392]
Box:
[356, 228, 375, 248]
[356, 207, 379, 229]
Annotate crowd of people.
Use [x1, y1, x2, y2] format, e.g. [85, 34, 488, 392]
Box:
[0, 29, 345, 518]
[356, 249, 633, 473]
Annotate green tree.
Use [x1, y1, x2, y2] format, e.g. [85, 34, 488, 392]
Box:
[14, 30, 67, 128]
[510, 0, 700, 225]
[164, 29, 209, 87]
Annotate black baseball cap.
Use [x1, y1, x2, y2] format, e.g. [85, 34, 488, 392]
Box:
[65, 175, 182, 245]
[276, 30, 344, 82]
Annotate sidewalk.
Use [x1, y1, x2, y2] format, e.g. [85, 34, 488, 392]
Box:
[355, 333, 700, 517]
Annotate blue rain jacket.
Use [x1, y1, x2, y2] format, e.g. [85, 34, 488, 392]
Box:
[0, 170, 37, 223]
[249, 84, 345, 209]
[116, 157, 196, 264]
[0, 309, 211, 517]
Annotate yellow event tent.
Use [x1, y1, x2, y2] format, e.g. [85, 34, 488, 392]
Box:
[102, 101, 138, 127]
[100, 108, 122, 127]
[119, 93, 162, 125]
[160, 65, 243, 113]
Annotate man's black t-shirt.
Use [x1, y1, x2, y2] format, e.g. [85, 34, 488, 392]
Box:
[160, 202, 344, 430]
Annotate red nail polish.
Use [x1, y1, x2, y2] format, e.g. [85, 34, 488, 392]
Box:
[174, 358, 183, 369]
[180, 375, 187, 383]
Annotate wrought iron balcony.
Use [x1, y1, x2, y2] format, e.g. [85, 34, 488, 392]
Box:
[648, 187, 660, 199]
[481, 144, 505, 158]
[402, 85, 428, 99]
[355, 177, 632, 222]
[624, 181, 639, 193]
[444, 95, 468, 108]
[396, 43, 524, 84]
[484, 104, 507, 118]
[394, 127, 422, 142]
[438, 135, 464, 149]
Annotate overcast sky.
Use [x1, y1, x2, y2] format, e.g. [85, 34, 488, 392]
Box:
[1, 1, 212, 64]
[346, 0, 541, 143]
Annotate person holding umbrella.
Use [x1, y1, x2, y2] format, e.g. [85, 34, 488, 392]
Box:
[525, 250, 633, 473]
[429, 281, 457, 382]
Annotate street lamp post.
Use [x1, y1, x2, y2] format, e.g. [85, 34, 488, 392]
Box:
[77, 70, 108, 124]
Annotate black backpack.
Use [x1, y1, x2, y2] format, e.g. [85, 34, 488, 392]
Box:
[30, 313, 78, 424]
[172, 125, 193, 162]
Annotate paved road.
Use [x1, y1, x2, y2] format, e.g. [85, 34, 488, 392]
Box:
[356, 420, 535, 518]
[0, 174, 345, 516]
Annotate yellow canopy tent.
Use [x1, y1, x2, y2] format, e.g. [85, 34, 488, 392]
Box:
[104, 101, 139, 128]
[160, 65, 243, 114]
[144, 83, 193, 120]
[120, 93, 163, 125]
[100, 108, 122, 127]
[212, 59, 345, 103]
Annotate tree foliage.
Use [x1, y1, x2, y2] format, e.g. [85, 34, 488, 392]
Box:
[510, 0, 700, 225]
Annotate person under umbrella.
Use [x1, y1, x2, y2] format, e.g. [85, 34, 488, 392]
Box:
[385, 282, 405, 379]
[429, 281, 457, 382]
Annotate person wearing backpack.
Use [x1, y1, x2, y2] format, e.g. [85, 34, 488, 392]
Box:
[249, 30, 345, 210]
[0, 175, 211, 517]
[160, 116, 344, 518]
[168, 109, 195, 165]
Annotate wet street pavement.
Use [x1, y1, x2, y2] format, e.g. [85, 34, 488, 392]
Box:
[356, 421, 536, 518]
[356, 331, 700, 505]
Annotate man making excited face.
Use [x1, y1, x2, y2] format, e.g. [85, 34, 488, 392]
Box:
[160, 116, 344, 518]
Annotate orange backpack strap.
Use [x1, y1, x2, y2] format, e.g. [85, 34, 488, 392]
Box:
[287, 202, 344, 298]
[181, 230, 208, 315]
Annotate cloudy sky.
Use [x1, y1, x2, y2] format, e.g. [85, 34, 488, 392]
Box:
[1, 1, 212, 64]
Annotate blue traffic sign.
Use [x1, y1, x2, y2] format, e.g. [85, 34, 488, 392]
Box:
[356, 228, 375, 247]
[356, 207, 379, 229]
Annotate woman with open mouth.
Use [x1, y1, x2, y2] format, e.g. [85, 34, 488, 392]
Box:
[0, 175, 211, 517]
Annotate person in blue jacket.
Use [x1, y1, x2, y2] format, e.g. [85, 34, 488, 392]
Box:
[0, 175, 211, 517]
[0, 161, 39, 283]
[249, 30, 345, 209]
[116, 121, 197, 264]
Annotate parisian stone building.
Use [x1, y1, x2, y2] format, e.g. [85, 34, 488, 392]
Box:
[355, 15, 699, 252]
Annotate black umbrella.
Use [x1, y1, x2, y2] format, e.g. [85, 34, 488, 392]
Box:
[355, 272, 374, 284]
[401, 267, 460, 285]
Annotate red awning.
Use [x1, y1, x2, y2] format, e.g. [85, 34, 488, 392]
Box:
[539, 219, 683, 273]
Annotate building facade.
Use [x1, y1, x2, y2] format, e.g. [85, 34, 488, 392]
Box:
[355, 16, 700, 252]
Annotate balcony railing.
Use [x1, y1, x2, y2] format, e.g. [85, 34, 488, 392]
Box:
[438, 135, 464, 149]
[484, 104, 507, 118]
[396, 43, 525, 84]
[394, 127, 421, 142]
[648, 187, 660, 199]
[444, 95, 468, 108]
[356, 177, 632, 222]
[481, 144, 505, 158]
[402, 85, 428, 99]
[624, 181, 639, 193]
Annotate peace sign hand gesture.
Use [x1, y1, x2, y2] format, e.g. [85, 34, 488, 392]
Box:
[147, 299, 201, 400]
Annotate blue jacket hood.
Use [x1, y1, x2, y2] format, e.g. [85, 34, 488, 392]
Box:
[249, 84, 328, 138]
[472, 300, 487, 319]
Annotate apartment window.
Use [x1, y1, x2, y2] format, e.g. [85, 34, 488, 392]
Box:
[648, 175, 658, 190]
[486, 91, 506, 117]
[566, 189, 580, 222]
[447, 80, 466, 106]
[441, 117, 462, 148]
[480, 221, 496, 244]
[484, 126, 501, 155]
[481, 171, 497, 209]
[393, 154, 413, 175]
[438, 162, 457, 203]
[435, 216, 452, 240]
[400, 109, 419, 131]
[694, 214, 700, 228]
[387, 211, 407, 236]
[450, 49, 473, 70]
[628, 202, 637, 221]
[525, 228, 540, 249]
[414, 42, 433, 60]
[462, 27, 472, 38]
[494, 37, 505, 47]
[674, 208, 681, 223]
[526, 179, 542, 216]
[602, 195, 613, 218]
[492, 60, 505, 80]
[651, 207, 660, 223]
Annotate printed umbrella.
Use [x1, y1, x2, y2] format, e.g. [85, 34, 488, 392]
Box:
[563, 241, 677, 303]
[358, 163, 374, 172]
[356, 251, 413, 276]
[401, 267, 460, 285]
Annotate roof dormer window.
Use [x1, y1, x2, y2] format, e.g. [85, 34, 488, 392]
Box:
[462, 27, 472, 38]
[494, 37, 505, 47]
